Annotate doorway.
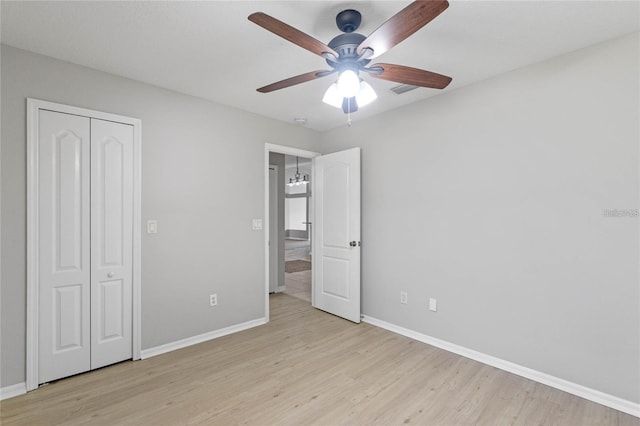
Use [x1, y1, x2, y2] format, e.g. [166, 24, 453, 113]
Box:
[268, 154, 313, 300]
[282, 154, 312, 302]
[264, 144, 362, 324]
[264, 144, 319, 321]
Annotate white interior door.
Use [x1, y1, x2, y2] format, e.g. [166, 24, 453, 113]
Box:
[313, 147, 361, 323]
[269, 165, 278, 293]
[38, 110, 92, 383]
[90, 118, 133, 369]
[37, 110, 134, 383]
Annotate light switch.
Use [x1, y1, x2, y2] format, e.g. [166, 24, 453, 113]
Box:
[147, 220, 158, 234]
[252, 219, 263, 230]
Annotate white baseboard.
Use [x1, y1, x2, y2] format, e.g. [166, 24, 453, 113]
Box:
[0, 382, 27, 401]
[361, 315, 640, 418]
[275, 285, 286, 293]
[140, 317, 267, 360]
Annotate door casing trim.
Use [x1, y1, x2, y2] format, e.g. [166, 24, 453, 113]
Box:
[26, 98, 142, 391]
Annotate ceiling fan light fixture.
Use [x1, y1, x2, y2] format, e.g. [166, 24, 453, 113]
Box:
[337, 69, 360, 98]
[322, 83, 343, 108]
[355, 80, 377, 107]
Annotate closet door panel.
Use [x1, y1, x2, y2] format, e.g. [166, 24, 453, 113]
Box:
[90, 118, 134, 369]
[38, 110, 91, 383]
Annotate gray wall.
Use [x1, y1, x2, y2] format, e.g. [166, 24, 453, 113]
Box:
[268, 152, 285, 289]
[320, 33, 639, 403]
[0, 45, 320, 387]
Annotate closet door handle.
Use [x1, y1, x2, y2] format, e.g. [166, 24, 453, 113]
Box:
[107, 272, 115, 278]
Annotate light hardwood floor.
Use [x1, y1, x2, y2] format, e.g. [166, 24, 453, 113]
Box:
[1, 294, 637, 425]
[282, 268, 311, 302]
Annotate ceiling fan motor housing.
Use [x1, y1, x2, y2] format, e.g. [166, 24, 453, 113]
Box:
[326, 32, 370, 69]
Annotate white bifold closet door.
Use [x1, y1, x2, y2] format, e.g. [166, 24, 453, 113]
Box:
[89, 118, 133, 370]
[38, 110, 133, 384]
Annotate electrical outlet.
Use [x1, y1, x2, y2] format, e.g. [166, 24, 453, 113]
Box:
[209, 294, 218, 307]
[429, 298, 437, 312]
[400, 291, 408, 304]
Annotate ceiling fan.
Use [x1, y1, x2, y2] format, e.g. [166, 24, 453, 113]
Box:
[248, 1, 452, 115]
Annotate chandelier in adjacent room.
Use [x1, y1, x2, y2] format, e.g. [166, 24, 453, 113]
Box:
[287, 156, 309, 187]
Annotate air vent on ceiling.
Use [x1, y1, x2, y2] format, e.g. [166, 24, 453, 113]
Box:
[390, 84, 419, 95]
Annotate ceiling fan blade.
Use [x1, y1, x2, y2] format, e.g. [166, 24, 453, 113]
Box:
[249, 12, 339, 59]
[369, 63, 452, 89]
[257, 70, 333, 93]
[357, 0, 449, 59]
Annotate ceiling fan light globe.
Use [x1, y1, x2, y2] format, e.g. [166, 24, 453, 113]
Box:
[322, 83, 343, 108]
[356, 81, 377, 107]
[337, 70, 360, 98]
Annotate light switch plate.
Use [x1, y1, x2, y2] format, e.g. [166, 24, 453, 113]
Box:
[429, 298, 437, 312]
[252, 219, 263, 230]
[147, 220, 158, 234]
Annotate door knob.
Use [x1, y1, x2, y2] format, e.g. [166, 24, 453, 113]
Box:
[349, 241, 357, 247]
[107, 272, 115, 278]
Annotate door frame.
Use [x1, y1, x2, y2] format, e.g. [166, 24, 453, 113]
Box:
[268, 164, 280, 293]
[264, 143, 319, 322]
[25, 98, 142, 391]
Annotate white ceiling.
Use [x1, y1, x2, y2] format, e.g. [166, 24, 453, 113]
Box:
[2, 1, 638, 131]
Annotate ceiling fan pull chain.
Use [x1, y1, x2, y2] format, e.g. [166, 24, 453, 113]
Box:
[347, 98, 352, 127]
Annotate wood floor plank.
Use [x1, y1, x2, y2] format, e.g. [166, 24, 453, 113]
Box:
[1, 294, 637, 425]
